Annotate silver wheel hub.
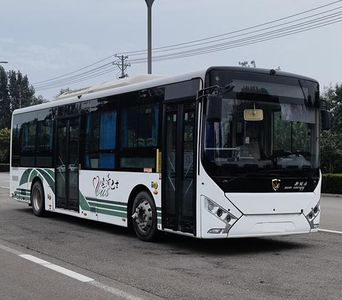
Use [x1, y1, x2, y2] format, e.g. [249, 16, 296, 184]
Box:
[32, 188, 42, 212]
[133, 200, 153, 233]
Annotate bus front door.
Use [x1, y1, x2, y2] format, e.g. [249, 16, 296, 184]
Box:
[163, 103, 196, 234]
[55, 118, 80, 211]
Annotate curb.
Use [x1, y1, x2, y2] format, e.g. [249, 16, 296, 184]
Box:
[321, 193, 342, 198]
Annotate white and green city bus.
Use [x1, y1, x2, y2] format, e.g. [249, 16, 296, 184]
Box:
[10, 66, 325, 241]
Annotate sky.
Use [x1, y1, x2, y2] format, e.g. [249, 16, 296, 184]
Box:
[1, 0, 342, 100]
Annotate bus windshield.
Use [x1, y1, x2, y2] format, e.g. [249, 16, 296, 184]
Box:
[203, 72, 320, 189]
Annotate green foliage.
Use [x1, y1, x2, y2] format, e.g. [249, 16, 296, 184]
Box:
[322, 174, 342, 194]
[320, 84, 342, 173]
[0, 66, 47, 129]
[320, 131, 342, 173]
[0, 128, 10, 163]
[57, 88, 71, 97]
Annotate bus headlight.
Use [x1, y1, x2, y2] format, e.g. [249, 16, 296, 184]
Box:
[305, 201, 320, 229]
[205, 197, 238, 233]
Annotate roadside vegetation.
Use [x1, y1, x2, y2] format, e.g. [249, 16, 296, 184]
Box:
[322, 174, 342, 194]
[0, 66, 46, 170]
[320, 84, 342, 194]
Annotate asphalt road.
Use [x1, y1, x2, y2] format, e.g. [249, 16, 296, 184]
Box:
[0, 172, 341, 299]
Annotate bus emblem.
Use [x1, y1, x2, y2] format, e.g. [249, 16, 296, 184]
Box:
[272, 179, 281, 191]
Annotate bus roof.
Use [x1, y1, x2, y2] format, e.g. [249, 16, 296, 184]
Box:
[13, 69, 205, 115]
[13, 66, 318, 115]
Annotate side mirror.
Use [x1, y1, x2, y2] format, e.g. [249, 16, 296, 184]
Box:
[321, 110, 331, 131]
[206, 95, 222, 122]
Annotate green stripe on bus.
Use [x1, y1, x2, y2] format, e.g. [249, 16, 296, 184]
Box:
[14, 195, 30, 200]
[88, 202, 127, 212]
[14, 193, 30, 198]
[14, 190, 30, 195]
[37, 168, 55, 191]
[96, 208, 127, 218]
[86, 197, 126, 207]
[43, 168, 55, 179]
[15, 190, 30, 195]
[28, 169, 38, 183]
[79, 192, 90, 210]
[19, 169, 33, 186]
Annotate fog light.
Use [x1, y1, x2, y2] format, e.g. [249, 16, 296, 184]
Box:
[208, 203, 214, 211]
[313, 206, 319, 214]
[217, 208, 223, 217]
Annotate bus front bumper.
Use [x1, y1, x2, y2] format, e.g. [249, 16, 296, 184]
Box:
[227, 213, 315, 238]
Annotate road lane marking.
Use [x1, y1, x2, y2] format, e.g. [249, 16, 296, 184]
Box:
[0, 243, 147, 300]
[319, 229, 342, 235]
[19, 254, 94, 283]
[0, 243, 23, 256]
[90, 280, 143, 300]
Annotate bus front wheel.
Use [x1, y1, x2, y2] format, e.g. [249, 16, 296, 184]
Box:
[131, 191, 158, 242]
[31, 181, 46, 217]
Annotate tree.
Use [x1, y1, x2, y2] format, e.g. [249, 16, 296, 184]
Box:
[320, 84, 342, 173]
[57, 88, 72, 97]
[0, 128, 10, 163]
[320, 131, 342, 173]
[0, 66, 46, 129]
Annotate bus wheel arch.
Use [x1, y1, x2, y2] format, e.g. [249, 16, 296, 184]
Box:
[30, 178, 46, 217]
[128, 185, 158, 241]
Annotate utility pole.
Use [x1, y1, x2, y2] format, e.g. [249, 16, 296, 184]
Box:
[145, 0, 155, 74]
[114, 55, 131, 79]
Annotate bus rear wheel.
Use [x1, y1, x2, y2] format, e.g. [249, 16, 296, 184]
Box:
[131, 191, 158, 242]
[31, 181, 46, 217]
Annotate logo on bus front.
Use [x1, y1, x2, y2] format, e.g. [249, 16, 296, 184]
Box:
[272, 179, 281, 192]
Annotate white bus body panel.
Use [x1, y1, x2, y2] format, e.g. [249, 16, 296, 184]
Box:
[10, 167, 162, 230]
[78, 170, 162, 228]
[198, 164, 321, 239]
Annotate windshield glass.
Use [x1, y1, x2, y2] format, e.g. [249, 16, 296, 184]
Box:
[204, 98, 318, 170]
[203, 71, 320, 191]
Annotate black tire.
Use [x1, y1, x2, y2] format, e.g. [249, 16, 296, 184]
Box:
[31, 181, 46, 217]
[131, 191, 158, 242]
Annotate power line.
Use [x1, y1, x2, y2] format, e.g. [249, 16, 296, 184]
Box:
[130, 5, 342, 56]
[36, 66, 116, 91]
[118, 0, 342, 56]
[34, 0, 342, 91]
[35, 62, 115, 89]
[33, 54, 115, 85]
[128, 10, 342, 64]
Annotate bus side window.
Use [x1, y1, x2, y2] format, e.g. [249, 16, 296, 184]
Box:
[84, 112, 100, 169]
[36, 109, 53, 167]
[83, 110, 117, 170]
[120, 103, 159, 169]
[99, 110, 116, 169]
[11, 116, 21, 167]
[20, 117, 37, 167]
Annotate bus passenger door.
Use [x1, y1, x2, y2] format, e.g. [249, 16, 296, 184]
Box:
[162, 103, 196, 234]
[55, 118, 80, 211]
